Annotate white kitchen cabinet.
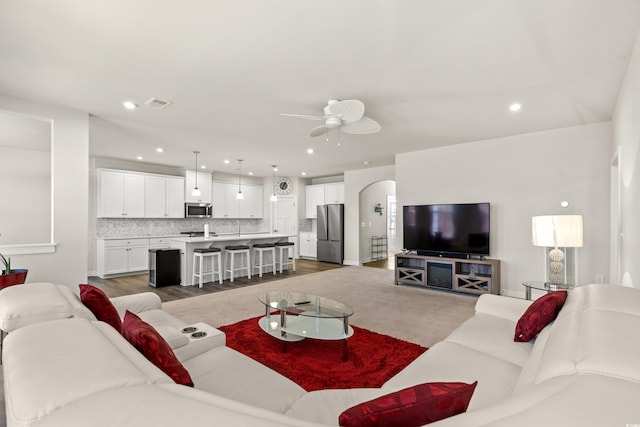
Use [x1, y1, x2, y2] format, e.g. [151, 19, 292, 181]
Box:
[212, 182, 262, 218]
[97, 238, 150, 278]
[305, 185, 325, 218]
[211, 182, 227, 218]
[145, 175, 185, 218]
[184, 170, 212, 204]
[149, 237, 172, 249]
[299, 232, 317, 259]
[324, 183, 344, 204]
[97, 170, 145, 218]
[241, 184, 263, 218]
[225, 184, 240, 218]
[212, 182, 240, 218]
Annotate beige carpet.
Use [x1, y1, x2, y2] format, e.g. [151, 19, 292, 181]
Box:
[163, 266, 477, 348]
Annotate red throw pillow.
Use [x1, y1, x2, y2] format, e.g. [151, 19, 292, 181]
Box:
[79, 284, 122, 332]
[338, 381, 477, 427]
[122, 311, 194, 387]
[514, 290, 568, 342]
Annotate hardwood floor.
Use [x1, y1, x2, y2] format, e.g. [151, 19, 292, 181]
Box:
[362, 252, 395, 270]
[89, 258, 344, 303]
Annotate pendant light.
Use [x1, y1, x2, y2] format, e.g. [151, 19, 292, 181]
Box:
[236, 159, 244, 200]
[192, 151, 202, 197]
[270, 165, 278, 202]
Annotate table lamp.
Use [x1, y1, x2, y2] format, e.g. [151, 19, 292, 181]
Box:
[531, 215, 583, 285]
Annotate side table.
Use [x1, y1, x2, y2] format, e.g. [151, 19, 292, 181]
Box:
[522, 281, 574, 301]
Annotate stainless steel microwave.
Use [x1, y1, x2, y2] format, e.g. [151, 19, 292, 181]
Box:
[185, 203, 212, 218]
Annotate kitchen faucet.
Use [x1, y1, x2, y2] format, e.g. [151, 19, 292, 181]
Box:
[236, 220, 241, 236]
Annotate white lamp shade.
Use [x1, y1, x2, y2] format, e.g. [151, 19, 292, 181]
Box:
[532, 215, 583, 248]
[191, 187, 201, 197]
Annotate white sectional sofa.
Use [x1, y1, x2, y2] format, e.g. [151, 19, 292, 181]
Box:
[3, 283, 640, 426]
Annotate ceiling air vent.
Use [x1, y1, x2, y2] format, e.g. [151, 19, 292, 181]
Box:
[144, 97, 172, 109]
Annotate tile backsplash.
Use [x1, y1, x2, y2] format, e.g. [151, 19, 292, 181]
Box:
[97, 218, 267, 238]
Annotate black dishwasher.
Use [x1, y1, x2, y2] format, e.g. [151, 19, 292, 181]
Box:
[148, 249, 181, 287]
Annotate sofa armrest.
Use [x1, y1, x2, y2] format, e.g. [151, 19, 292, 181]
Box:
[110, 292, 162, 317]
[475, 294, 532, 323]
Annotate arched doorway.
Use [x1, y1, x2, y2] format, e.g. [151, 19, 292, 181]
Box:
[358, 180, 396, 266]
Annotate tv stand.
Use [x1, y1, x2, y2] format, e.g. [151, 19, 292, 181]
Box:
[395, 253, 500, 295]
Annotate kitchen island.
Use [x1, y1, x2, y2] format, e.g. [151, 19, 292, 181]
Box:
[168, 233, 296, 286]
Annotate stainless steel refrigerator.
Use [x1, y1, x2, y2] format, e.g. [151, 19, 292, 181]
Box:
[317, 204, 344, 264]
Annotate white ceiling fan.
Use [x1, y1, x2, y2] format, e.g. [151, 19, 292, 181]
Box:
[281, 99, 381, 137]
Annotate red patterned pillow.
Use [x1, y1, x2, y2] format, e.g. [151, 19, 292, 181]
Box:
[514, 290, 568, 342]
[122, 311, 194, 387]
[79, 284, 122, 332]
[338, 381, 477, 427]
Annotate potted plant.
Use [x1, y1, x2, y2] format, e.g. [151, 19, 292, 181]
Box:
[0, 252, 28, 290]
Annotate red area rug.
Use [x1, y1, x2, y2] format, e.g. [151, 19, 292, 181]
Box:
[219, 316, 427, 391]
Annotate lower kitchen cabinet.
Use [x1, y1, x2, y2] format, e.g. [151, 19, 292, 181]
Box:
[97, 238, 151, 278]
[299, 233, 317, 259]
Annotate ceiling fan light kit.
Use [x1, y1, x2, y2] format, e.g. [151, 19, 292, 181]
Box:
[282, 99, 381, 138]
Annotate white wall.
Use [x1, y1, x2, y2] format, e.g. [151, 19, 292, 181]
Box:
[396, 122, 611, 297]
[0, 93, 89, 285]
[612, 28, 640, 287]
[344, 165, 396, 265]
[0, 145, 50, 244]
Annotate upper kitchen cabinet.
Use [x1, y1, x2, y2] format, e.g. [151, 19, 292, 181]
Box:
[212, 181, 263, 218]
[97, 169, 145, 218]
[184, 169, 212, 204]
[241, 184, 263, 219]
[145, 175, 185, 218]
[305, 184, 326, 218]
[305, 182, 344, 218]
[324, 183, 344, 204]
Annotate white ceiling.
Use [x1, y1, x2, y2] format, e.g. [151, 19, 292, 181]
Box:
[1, 0, 639, 178]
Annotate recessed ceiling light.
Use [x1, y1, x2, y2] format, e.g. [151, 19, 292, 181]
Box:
[224, 159, 230, 164]
[249, 172, 253, 176]
[136, 156, 143, 160]
[200, 165, 206, 169]
[560, 201, 569, 208]
[156, 147, 164, 153]
[307, 148, 314, 154]
[364, 160, 371, 165]
[301, 172, 306, 176]
[509, 103, 522, 112]
[122, 101, 137, 110]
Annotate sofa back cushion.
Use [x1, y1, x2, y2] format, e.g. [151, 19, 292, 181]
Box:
[0, 282, 74, 332]
[534, 284, 640, 385]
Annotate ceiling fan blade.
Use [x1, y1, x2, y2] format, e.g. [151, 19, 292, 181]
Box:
[327, 100, 364, 122]
[309, 125, 330, 137]
[342, 116, 381, 135]
[280, 113, 324, 121]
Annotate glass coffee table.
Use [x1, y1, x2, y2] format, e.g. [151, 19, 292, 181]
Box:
[258, 291, 355, 361]
[522, 281, 574, 300]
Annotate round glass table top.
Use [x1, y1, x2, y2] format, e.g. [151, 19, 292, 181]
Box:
[522, 281, 574, 292]
[258, 291, 354, 319]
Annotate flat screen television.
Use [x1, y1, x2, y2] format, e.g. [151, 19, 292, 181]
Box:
[403, 203, 490, 257]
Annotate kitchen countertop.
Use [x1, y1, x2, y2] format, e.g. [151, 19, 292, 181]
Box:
[168, 233, 295, 243]
[98, 235, 182, 240]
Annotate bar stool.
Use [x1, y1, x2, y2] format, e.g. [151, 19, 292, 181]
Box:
[275, 241, 296, 273]
[252, 243, 276, 278]
[224, 245, 251, 282]
[192, 247, 222, 288]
